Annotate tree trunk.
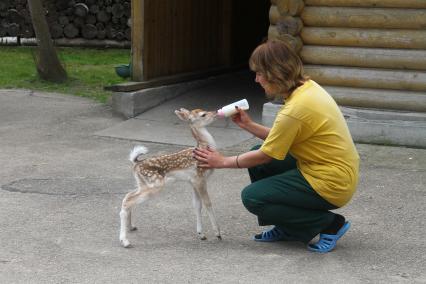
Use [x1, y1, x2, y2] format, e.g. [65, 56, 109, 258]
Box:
[27, 0, 67, 83]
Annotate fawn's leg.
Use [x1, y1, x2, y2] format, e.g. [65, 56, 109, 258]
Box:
[119, 190, 138, 232]
[128, 210, 137, 231]
[194, 179, 221, 239]
[191, 189, 206, 240]
[119, 185, 162, 248]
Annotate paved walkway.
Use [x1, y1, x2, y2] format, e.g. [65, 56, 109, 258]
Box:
[0, 89, 425, 283]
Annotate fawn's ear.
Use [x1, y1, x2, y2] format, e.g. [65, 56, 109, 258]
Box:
[175, 108, 191, 121]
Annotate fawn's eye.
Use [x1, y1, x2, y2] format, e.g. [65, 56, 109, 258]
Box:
[201, 113, 206, 117]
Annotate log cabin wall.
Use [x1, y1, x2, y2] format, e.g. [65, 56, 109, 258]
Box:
[268, 0, 426, 111]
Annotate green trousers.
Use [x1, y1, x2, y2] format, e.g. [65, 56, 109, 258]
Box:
[241, 145, 338, 243]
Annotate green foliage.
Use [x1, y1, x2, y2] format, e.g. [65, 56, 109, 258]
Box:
[0, 46, 130, 103]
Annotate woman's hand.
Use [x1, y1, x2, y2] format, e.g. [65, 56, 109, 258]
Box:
[231, 107, 253, 130]
[193, 147, 225, 168]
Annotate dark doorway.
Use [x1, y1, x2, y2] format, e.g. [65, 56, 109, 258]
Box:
[231, 0, 271, 65]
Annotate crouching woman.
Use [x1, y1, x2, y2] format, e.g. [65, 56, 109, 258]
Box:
[194, 40, 359, 253]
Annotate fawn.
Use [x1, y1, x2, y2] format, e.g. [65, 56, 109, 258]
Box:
[119, 108, 221, 248]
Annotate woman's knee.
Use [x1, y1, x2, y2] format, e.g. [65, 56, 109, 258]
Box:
[241, 185, 264, 214]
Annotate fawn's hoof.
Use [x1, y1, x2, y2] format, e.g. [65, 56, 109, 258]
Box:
[198, 233, 207, 240]
[130, 226, 137, 231]
[120, 239, 132, 248]
[217, 235, 222, 240]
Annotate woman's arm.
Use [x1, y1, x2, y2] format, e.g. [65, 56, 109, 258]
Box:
[232, 108, 270, 140]
[193, 147, 273, 169]
[242, 121, 270, 140]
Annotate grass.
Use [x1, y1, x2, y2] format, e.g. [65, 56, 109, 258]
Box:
[0, 46, 131, 102]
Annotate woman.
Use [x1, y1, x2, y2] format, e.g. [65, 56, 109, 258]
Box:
[193, 40, 359, 253]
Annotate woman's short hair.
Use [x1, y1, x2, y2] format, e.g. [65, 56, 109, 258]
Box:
[249, 39, 308, 95]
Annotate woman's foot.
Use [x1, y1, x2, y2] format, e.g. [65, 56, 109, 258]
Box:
[253, 226, 298, 242]
[307, 220, 351, 253]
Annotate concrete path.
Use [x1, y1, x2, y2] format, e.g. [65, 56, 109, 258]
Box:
[0, 89, 425, 283]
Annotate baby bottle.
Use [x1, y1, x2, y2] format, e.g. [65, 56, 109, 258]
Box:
[217, 99, 249, 118]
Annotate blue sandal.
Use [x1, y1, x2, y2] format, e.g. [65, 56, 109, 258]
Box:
[307, 221, 351, 253]
[253, 226, 298, 242]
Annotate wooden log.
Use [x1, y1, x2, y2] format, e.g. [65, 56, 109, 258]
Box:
[96, 22, 104, 30]
[68, 0, 76, 8]
[119, 16, 127, 26]
[50, 23, 63, 39]
[82, 24, 97, 39]
[0, 24, 7, 37]
[0, 1, 9, 11]
[276, 16, 303, 35]
[58, 15, 69, 26]
[123, 2, 130, 17]
[74, 3, 89, 18]
[304, 65, 426, 91]
[63, 23, 79, 38]
[7, 23, 19, 36]
[97, 30, 106, 39]
[19, 37, 130, 48]
[269, 5, 280, 25]
[275, 0, 305, 16]
[7, 9, 24, 25]
[89, 4, 99, 14]
[276, 0, 304, 16]
[0, 37, 18, 45]
[301, 27, 426, 49]
[269, 25, 303, 51]
[115, 31, 124, 40]
[111, 3, 124, 18]
[73, 16, 85, 28]
[300, 46, 426, 70]
[125, 27, 131, 40]
[324, 86, 426, 112]
[288, 0, 305, 15]
[65, 8, 74, 16]
[302, 7, 426, 29]
[55, 0, 69, 10]
[54, 38, 130, 48]
[276, 0, 288, 14]
[20, 24, 34, 38]
[271, 3, 304, 34]
[304, 0, 426, 8]
[20, 9, 31, 24]
[111, 16, 119, 24]
[105, 25, 116, 39]
[85, 14, 97, 25]
[97, 10, 110, 23]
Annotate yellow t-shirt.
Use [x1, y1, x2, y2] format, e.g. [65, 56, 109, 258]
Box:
[260, 80, 359, 207]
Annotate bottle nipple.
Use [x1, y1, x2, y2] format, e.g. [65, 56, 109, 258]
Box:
[217, 109, 225, 117]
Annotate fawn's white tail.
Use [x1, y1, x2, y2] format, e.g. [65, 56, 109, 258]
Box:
[129, 146, 148, 163]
